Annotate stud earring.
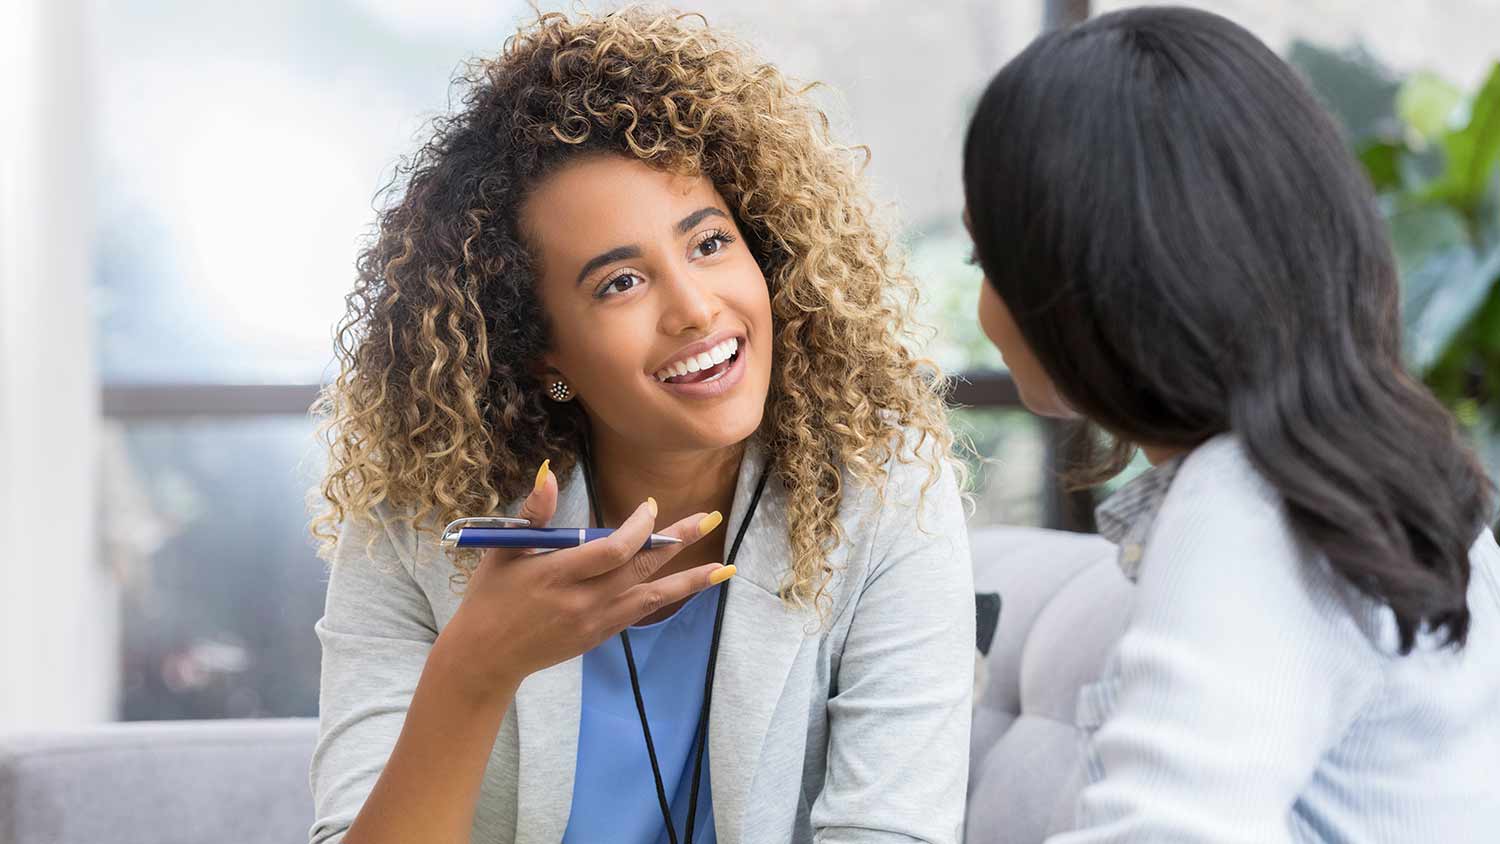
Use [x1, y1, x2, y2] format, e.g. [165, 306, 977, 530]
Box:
[547, 380, 574, 402]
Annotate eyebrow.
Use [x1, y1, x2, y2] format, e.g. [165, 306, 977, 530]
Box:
[575, 245, 643, 287]
[675, 206, 727, 234]
[573, 207, 730, 286]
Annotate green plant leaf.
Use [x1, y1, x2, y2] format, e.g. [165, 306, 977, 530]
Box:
[1287, 40, 1401, 146]
[1358, 141, 1403, 191]
[1388, 202, 1500, 370]
[1405, 239, 1500, 371]
[1423, 63, 1500, 209]
[1426, 282, 1500, 411]
[1391, 203, 1469, 305]
[1476, 169, 1500, 245]
[1397, 71, 1463, 140]
[1470, 285, 1500, 385]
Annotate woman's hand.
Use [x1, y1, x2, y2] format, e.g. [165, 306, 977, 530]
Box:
[434, 461, 730, 703]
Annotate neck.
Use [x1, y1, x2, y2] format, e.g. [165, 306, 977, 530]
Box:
[586, 422, 747, 533]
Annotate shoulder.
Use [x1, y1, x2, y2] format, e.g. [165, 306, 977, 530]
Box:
[319, 500, 444, 635]
[839, 424, 971, 588]
[1142, 434, 1394, 654]
[848, 423, 963, 506]
[829, 424, 966, 536]
[369, 502, 423, 572]
[325, 500, 426, 585]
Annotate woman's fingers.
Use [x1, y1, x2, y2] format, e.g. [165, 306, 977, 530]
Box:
[480, 459, 558, 568]
[561, 498, 662, 580]
[597, 563, 735, 634]
[594, 509, 724, 590]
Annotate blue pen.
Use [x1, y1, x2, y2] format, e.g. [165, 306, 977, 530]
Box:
[439, 517, 681, 551]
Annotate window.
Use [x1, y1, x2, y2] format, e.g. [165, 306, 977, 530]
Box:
[94, 0, 1047, 720]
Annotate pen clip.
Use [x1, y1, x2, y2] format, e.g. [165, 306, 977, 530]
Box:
[440, 516, 532, 548]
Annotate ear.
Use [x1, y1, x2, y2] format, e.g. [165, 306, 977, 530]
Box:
[534, 358, 578, 404]
[531, 357, 565, 384]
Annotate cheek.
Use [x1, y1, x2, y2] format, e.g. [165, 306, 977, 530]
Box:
[728, 261, 773, 346]
[541, 296, 644, 391]
[976, 283, 1075, 419]
[976, 282, 1019, 358]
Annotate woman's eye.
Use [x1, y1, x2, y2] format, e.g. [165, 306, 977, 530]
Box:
[597, 273, 642, 298]
[693, 230, 736, 258]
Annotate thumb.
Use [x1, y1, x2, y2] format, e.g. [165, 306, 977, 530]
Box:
[480, 459, 559, 570]
[517, 458, 558, 528]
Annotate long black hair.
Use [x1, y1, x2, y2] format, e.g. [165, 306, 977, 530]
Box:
[962, 6, 1492, 652]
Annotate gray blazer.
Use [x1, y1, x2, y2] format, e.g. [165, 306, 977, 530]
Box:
[310, 436, 975, 844]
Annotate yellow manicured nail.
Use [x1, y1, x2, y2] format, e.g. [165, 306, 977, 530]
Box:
[534, 459, 550, 493]
[647, 497, 658, 517]
[708, 564, 736, 585]
[698, 511, 723, 536]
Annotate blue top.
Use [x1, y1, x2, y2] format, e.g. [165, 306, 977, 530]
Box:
[562, 584, 721, 844]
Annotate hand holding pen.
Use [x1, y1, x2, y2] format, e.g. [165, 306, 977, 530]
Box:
[431, 460, 734, 703]
[441, 519, 684, 552]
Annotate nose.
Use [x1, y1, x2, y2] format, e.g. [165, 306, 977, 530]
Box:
[656, 264, 720, 336]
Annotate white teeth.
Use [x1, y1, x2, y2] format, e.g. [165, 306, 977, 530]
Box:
[653, 337, 742, 383]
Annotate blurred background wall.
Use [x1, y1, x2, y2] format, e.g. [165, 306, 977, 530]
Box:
[2, 0, 1496, 727]
[2, 0, 116, 727]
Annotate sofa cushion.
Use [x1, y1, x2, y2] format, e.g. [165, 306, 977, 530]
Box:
[966, 526, 1132, 844]
[0, 718, 317, 844]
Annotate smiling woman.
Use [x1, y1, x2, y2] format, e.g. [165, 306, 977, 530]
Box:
[524, 157, 773, 449]
[310, 12, 960, 610]
[307, 8, 975, 844]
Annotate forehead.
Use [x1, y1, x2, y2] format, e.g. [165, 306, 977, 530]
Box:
[522, 155, 724, 250]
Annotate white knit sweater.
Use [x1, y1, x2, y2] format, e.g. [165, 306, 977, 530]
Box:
[1051, 435, 1500, 843]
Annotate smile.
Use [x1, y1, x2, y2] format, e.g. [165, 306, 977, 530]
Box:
[649, 335, 747, 399]
[653, 336, 740, 384]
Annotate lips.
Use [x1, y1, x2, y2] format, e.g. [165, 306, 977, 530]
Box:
[650, 335, 748, 398]
[663, 346, 738, 384]
[653, 336, 742, 383]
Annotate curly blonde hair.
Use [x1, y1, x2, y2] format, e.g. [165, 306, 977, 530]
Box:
[312, 7, 960, 609]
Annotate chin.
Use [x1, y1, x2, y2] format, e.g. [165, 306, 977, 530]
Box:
[688, 402, 765, 449]
[626, 351, 770, 450]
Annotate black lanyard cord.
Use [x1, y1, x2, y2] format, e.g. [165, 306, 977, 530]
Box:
[579, 434, 770, 844]
[618, 632, 678, 841]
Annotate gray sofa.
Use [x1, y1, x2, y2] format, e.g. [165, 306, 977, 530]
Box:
[967, 526, 1130, 843]
[0, 526, 1128, 844]
[0, 717, 316, 844]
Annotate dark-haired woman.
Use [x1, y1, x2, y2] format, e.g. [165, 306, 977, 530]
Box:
[963, 7, 1499, 841]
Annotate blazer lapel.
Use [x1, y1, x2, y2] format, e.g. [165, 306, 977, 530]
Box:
[512, 468, 588, 844]
[709, 441, 811, 843]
